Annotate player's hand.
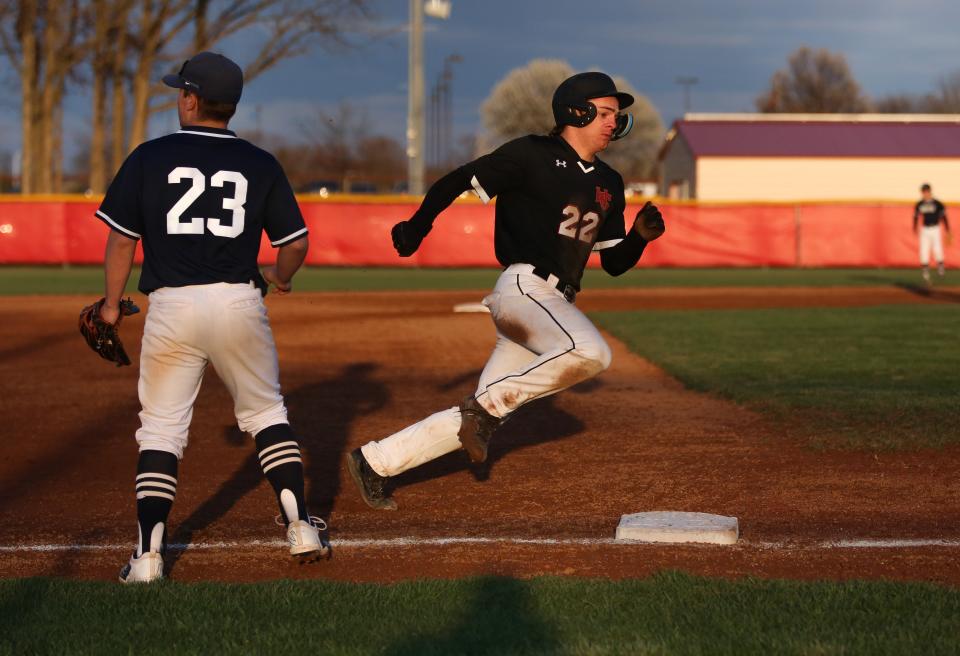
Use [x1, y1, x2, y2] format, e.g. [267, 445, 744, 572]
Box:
[633, 202, 665, 242]
[99, 301, 121, 325]
[262, 265, 292, 295]
[392, 220, 429, 257]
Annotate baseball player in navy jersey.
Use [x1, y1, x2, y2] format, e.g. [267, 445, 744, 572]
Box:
[347, 72, 665, 510]
[914, 183, 951, 283]
[94, 52, 326, 582]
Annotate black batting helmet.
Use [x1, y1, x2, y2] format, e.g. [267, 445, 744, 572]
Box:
[552, 72, 635, 140]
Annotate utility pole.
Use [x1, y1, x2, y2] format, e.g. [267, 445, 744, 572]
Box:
[407, 0, 425, 195]
[675, 76, 699, 115]
[408, 0, 451, 195]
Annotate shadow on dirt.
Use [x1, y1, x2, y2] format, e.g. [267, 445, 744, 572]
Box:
[164, 362, 388, 577]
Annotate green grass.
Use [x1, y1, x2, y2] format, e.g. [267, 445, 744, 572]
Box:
[2, 573, 957, 655]
[594, 304, 960, 449]
[0, 265, 937, 295]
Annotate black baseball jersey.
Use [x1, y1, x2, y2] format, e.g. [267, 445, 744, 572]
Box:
[915, 198, 947, 227]
[96, 126, 306, 294]
[464, 135, 626, 289]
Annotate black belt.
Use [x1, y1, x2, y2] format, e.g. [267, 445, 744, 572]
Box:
[531, 267, 577, 303]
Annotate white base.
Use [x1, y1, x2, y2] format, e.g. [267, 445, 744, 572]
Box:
[615, 511, 739, 545]
[453, 302, 490, 313]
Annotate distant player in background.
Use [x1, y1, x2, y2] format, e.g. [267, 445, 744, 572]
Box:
[914, 183, 951, 284]
[94, 51, 326, 583]
[346, 72, 665, 510]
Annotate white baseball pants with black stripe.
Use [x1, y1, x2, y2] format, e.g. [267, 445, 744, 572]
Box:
[919, 225, 945, 265]
[135, 282, 289, 459]
[361, 264, 611, 477]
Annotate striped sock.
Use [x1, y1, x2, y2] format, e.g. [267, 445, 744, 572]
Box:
[135, 450, 178, 557]
[255, 424, 308, 524]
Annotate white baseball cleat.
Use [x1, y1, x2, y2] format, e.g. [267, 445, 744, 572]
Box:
[118, 551, 163, 584]
[286, 516, 330, 562]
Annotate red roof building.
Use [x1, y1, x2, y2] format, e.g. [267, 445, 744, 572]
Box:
[658, 114, 960, 201]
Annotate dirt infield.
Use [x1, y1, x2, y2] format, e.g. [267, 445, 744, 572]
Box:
[1, 286, 958, 584]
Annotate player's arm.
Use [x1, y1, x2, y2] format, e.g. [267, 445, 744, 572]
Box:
[393, 138, 527, 257]
[392, 167, 473, 256]
[101, 230, 138, 324]
[263, 236, 308, 295]
[941, 203, 950, 233]
[599, 201, 665, 276]
[913, 204, 920, 233]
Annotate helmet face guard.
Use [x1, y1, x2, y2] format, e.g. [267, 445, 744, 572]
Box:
[612, 112, 633, 141]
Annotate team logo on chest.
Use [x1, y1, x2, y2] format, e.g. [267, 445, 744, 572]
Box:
[595, 186, 612, 211]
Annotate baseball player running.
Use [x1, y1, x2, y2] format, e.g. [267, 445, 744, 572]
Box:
[914, 183, 951, 284]
[94, 52, 326, 583]
[347, 72, 665, 510]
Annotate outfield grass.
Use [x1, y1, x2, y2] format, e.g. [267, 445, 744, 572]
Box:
[2, 573, 957, 655]
[0, 265, 939, 295]
[594, 305, 960, 449]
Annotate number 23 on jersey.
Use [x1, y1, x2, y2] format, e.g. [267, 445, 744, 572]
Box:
[167, 167, 248, 238]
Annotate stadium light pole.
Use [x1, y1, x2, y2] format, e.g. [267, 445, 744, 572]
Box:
[408, 0, 451, 195]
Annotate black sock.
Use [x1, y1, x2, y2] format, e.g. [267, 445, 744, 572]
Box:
[255, 424, 308, 524]
[135, 450, 179, 556]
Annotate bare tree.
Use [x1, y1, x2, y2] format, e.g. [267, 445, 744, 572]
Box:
[873, 93, 921, 113]
[756, 46, 870, 113]
[922, 70, 960, 112]
[0, 0, 87, 193]
[479, 59, 663, 179]
[2, 0, 373, 193]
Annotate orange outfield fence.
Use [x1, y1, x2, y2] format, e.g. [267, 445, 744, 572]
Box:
[0, 197, 953, 267]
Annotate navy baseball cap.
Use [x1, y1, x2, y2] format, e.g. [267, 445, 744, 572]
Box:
[163, 52, 243, 104]
[554, 72, 634, 111]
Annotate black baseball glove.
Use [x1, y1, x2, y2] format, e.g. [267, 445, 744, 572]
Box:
[634, 201, 665, 242]
[78, 297, 140, 367]
[391, 220, 431, 257]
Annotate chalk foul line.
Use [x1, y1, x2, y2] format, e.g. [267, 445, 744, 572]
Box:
[1, 536, 959, 553]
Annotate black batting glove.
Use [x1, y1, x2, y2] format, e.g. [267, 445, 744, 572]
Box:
[391, 220, 429, 257]
[633, 201, 665, 242]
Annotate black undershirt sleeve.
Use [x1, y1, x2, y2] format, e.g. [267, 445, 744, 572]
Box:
[408, 166, 473, 232]
[600, 227, 648, 276]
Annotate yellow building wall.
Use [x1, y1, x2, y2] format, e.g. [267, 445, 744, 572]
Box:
[696, 157, 960, 201]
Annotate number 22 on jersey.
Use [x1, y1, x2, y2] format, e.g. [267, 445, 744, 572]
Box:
[167, 167, 248, 238]
[558, 205, 599, 243]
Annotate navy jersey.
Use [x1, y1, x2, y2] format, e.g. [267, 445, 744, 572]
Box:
[96, 126, 306, 294]
[915, 198, 947, 227]
[464, 135, 626, 290]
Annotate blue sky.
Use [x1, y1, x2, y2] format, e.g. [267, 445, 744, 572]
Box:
[2, 0, 960, 160]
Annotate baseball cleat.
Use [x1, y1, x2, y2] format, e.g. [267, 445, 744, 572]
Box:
[457, 396, 501, 464]
[346, 448, 397, 510]
[286, 516, 330, 562]
[118, 551, 163, 584]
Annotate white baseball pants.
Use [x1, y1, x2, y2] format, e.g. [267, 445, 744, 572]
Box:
[920, 226, 945, 265]
[361, 264, 611, 477]
[135, 282, 288, 459]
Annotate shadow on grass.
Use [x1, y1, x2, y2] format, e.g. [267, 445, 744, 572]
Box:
[384, 577, 560, 656]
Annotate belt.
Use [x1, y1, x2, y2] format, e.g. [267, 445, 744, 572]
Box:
[531, 266, 577, 303]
